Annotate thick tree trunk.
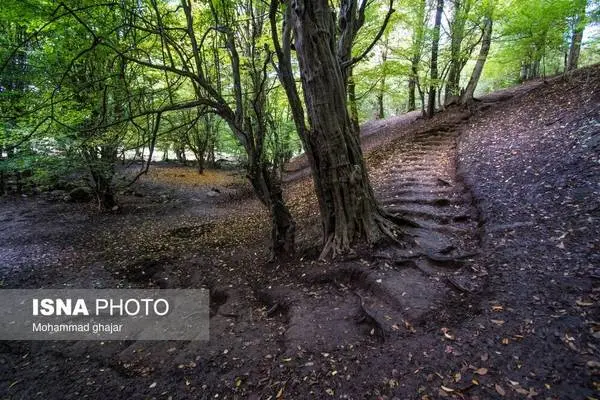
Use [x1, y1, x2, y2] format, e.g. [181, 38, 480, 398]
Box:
[461, 18, 493, 104]
[197, 156, 205, 174]
[428, 0, 444, 118]
[291, 0, 394, 258]
[568, 30, 584, 71]
[93, 173, 117, 210]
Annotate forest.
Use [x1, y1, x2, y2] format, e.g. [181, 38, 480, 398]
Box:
[1, 0, 599, 398]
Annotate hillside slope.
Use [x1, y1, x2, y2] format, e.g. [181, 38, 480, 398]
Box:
[457, 65, 600, 398]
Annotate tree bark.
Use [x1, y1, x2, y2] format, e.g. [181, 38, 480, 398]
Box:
[247, 165, 296, 259]
[567, 1, 586, 71]
[347, 67, 360, 130]
[461, 17, 493, 104]
[407, 0, 426, 112]
[376, 38, 389, 119]
[428, 0, 444, 118]
[291, 0, 395, 258]
[408, 62, 417, 111]
[445, 0, 471, 105]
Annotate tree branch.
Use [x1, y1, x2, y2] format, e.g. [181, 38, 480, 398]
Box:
[344, 0, 395, 68]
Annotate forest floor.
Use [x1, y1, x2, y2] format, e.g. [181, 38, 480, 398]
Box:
[0, 66, 599, 400]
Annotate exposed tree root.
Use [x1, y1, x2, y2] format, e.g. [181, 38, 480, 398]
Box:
[353, 291, 386, 342]
[318, 209, 419, 260]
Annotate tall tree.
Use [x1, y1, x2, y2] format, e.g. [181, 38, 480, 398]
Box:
[461, 16, 493, 104]
[445, 0, 473, 104]
[407, 0, 428, 112]
[376, 34, 390, 119]
[567, 0, 588, 71]
[428, 0, 444, 117]
[273, 0, 401, 258]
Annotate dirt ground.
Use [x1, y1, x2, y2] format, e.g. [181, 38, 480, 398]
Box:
[0, 66, 598, 399]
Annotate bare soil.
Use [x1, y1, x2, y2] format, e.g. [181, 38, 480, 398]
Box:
[0, 66, 599, 399]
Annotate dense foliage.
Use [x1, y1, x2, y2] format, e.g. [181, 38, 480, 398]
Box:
[0, 0, 598, 253]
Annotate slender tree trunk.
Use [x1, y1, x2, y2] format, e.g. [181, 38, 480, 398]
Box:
[268, 179, 296, 258]
[531, 59, 540, 79]
[408, 63, 417, 111]
[247, 164, 295, 259]
[567, 2, 586, 71]
[419, 85, 426, 116]
[519, 62, 528, 82]
[428, 0, 444, 118]
[0, 146, 4, 196]
[376, 37, 389, 119]
[376, 92, 384, 119]
[347, 67, 360, 130]
[445, 0, 463, 104]
[445, 0, 473, 105]
[407, 0, 426, 112]
[291, 0, 395, 258]
[461, 18, 493, 104]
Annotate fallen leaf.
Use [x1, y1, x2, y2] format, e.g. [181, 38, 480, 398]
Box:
[515, 387, 529, 395]
[491, 319, 505, 326]
[441, 327, 455, 340]
[441, 385, 455, 392]
[325, 388, 334, 396]
[495, 384, 506, 396]
[474, 367, 488, 375]
[149, 382, 157, 389]
[576, 300, 594, 307]
[8, 380, 21, 389]
[587, 361, 600, 368]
